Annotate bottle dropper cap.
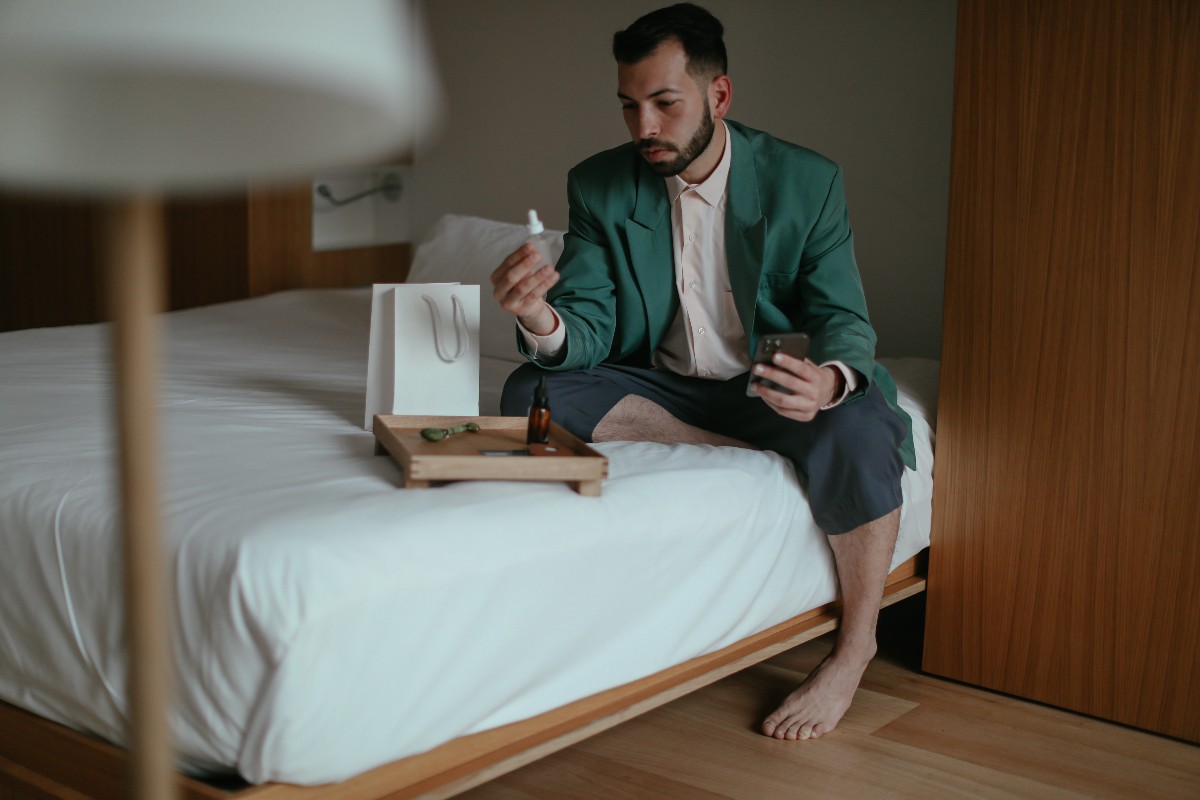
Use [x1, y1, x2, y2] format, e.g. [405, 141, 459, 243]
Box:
[534, 375, 548, 405]
[526, 209, 544, 235]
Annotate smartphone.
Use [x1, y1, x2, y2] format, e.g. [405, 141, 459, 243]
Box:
[746, 332, 811, 396]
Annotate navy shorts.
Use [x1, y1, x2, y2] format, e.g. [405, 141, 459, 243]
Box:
[501, 362, 906, 535]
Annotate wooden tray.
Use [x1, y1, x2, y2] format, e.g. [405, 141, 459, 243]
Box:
[373, 415, 608, 495]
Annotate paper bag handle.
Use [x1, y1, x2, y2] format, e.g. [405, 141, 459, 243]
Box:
[422, 293, 470, 363]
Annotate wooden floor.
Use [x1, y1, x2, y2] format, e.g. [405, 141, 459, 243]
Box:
[458, 597, 1200, 799]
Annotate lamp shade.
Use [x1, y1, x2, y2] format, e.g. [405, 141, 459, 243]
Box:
[0, 0, 440, 193]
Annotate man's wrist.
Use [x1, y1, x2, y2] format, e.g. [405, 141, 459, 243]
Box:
[826, 365, 844, 405]
[519, 303, 557, 336]
[517, 304, 567, 362]
[818, 361, 857, 410]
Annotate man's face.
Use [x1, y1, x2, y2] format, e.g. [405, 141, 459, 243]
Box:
[617, 40, 717, 178]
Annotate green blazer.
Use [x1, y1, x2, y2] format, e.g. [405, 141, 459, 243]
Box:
[522, 120, 914, 469]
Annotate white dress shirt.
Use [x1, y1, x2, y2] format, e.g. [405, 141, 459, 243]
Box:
[651, 120, 746, 379]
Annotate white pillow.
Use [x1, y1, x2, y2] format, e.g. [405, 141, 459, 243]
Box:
[408, 214, 565, 363]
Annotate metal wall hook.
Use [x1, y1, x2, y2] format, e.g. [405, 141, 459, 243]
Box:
[315, 171, 403, 207]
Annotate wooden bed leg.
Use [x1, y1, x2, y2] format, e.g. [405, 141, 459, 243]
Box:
[573, 480, 602, 496]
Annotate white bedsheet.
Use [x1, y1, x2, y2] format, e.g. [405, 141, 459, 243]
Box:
[0, 289, 937, 785]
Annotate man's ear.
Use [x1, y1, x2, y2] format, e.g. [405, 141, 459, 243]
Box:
[710, 74, 732, 119]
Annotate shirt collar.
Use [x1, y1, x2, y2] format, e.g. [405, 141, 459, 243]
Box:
[666, 119, 731, 207]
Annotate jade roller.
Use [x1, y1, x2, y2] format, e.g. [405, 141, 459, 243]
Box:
[420, 422, 480, 442]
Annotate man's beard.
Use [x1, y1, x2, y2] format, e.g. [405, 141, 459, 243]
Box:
[639, 102, 715, 177]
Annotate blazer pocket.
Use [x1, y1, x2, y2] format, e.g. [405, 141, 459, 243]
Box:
[761, 271, 798, 287]
[759, 252, 800, 281]
[760, 272, 801, 303]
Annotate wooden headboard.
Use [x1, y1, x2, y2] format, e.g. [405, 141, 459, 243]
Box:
[0, 183, 412, 332]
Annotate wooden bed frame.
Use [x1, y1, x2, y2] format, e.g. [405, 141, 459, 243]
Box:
[0, 555, 925, 800]
[0, 194, 929, 798]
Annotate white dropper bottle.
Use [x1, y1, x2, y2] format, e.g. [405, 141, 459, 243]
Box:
[525, 209, 556, 272]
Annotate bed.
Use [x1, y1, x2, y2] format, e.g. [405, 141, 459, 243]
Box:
[0, 214, 938, 798]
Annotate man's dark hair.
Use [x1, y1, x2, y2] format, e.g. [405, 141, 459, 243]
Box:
[612, 3, 727, 81]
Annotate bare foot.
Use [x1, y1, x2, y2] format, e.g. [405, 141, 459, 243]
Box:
[760, 641, 876, 740]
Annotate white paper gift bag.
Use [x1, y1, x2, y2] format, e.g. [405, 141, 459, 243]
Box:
[364, 283, 481, 429]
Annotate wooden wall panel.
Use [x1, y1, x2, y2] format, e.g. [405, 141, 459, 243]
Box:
[247, 184, 411, 296]
[0, 193, 104, 331]
[0, 181, 412, 331]
[925, 0, 1200, 742]
[165, 194, 250, 311]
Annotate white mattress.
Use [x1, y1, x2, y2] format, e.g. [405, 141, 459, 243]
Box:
[0, 289, 938, 785]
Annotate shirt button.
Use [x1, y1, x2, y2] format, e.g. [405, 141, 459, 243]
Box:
[697, 326, 705, 335]
[687, 233, 696, 243]
[703, 369, 712, 377]
[688, 281, 697, 290]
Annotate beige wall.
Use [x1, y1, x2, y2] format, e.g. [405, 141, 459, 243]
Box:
[412, 0, 956, 358]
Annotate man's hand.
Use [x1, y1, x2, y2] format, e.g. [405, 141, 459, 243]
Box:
[749, 353, 841, 422]
[490, 242, 560, 334]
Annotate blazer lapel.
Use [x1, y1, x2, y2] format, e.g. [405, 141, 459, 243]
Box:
[724, 123, 766, 347]
[625, 162, 677, 352]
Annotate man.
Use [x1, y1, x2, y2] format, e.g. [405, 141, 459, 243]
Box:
[492, 3, 915, 742]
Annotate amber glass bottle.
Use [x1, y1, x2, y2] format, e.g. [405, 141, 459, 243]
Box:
[526, 375, 550, 444]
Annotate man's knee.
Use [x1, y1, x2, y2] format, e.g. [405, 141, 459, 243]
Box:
[808, 387, 905, 464]
[813, 412, 901, 472]
[800, 392, 906, 534]
[500, 362, 623, 442]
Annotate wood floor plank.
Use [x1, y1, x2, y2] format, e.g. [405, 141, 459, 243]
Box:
[459, 750, 732, 800]
[461, 597, 1200, 799]
[565, 699, 1094, 800]
[854, 656, 1200, 776]
[873, 700, 1200, 800]
[772, 636, 1200, 778]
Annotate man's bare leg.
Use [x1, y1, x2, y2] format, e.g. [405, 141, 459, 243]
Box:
[761, 507, 901, 740]
[592, 395, 753, 448]
[596, 394, 895, 740]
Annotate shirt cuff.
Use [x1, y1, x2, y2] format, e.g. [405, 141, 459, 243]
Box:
[819, 360, 859, 410]
[518, 306, 566, 361]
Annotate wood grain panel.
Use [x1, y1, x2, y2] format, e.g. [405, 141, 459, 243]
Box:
[0, 192, 103, 331]
[1, 179, 413, 331]
[247, 184, 410, 296]
[165, 194, 250, 311]
[925, 0, 1200, 742]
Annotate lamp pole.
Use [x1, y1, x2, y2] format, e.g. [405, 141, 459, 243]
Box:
[104, 195, 176, 800]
